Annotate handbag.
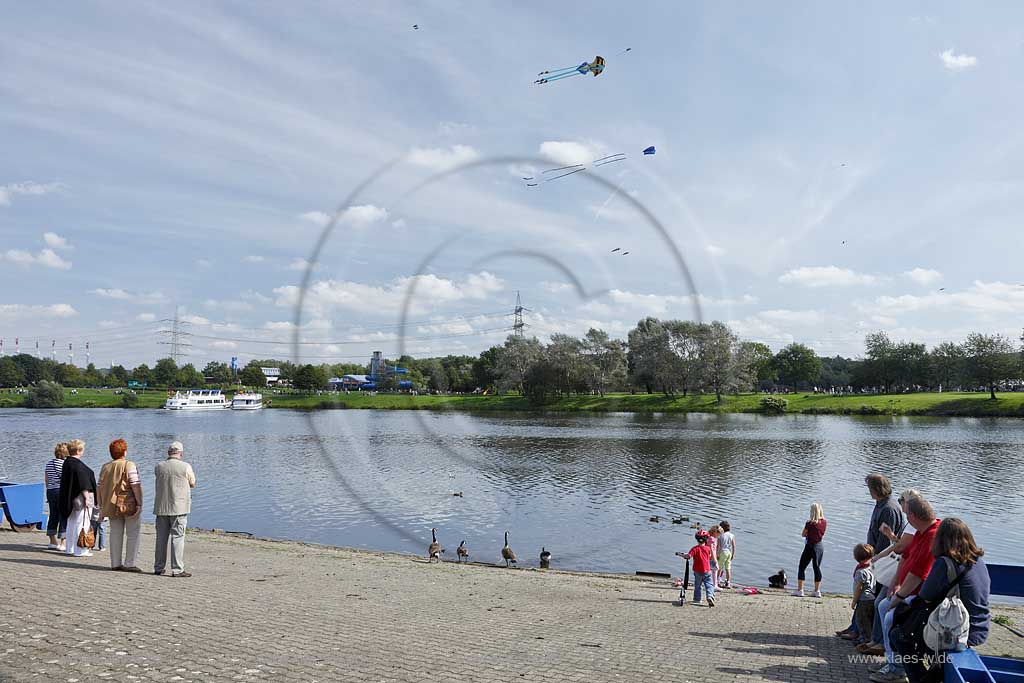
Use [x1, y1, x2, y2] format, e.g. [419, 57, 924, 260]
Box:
[112, 468, 138, 517]
[890, 562, 970, 658]
[872, 553, 901, 588]
[77, 524, 96, 549]
[924, 558, 971, 652]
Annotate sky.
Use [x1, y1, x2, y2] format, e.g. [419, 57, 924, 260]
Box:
[2, 2, 1024, 369]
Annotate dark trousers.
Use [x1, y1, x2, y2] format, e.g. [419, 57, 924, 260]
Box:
[45, 488, 67, 538]
[798, 542, 823, 582]
[854, 599, 875, 642]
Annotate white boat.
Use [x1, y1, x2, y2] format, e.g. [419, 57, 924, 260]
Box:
[231, 392, 263, 410]
[164, 389, 230, 411]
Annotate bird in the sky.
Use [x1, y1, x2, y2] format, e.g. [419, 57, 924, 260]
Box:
[622, 251, 630, 255]
[611, 247, 621, 252]
[939, 288, 946, 292]
[412, 24, 419, 30]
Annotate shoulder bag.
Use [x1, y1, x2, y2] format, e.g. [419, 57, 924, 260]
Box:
[890, 562, 969, 658]
[872, 553, 901, 588]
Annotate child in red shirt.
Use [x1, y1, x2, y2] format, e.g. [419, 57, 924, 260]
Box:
[676, 530, 716, 607]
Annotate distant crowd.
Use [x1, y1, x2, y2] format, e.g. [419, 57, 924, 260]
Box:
[45, 438, 197, 576]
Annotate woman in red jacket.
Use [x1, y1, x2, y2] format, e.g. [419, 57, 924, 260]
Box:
[794, 502, 827, 597]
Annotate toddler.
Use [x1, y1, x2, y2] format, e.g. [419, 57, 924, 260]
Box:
[676, 530, 716, 607]
[851, 543, 876, 645]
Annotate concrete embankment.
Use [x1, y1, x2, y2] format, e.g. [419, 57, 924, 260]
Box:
[1, 526, 1021, 682]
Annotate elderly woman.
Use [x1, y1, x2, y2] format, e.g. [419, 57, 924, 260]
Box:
[57, 439, 97, 557]
[44, 442, 69, 550]
[897, 518, 991, 682]
[97, 439, 144, 572]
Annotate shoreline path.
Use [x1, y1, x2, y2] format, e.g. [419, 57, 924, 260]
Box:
[2, 526, 1021, 682]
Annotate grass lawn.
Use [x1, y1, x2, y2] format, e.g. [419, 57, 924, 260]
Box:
[2, 388, 1024, 417]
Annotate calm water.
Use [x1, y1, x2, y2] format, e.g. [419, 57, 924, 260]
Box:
[2, 408, 1022, 589]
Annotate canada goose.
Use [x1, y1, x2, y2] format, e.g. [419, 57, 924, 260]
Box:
[671, 516, 685, 525]
[501, 531, 517, 567]
[649, 515, 661, 523]
[689, 522, 701, 529]
[539, 547, 552, 569]
[428, 528, 444, 562]
[456, 540, 469, 563]
[452, 492, 463, 497]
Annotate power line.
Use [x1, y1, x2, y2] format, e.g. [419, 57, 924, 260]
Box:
[157, 308, 193, 363]
[512, 291, 530, 337]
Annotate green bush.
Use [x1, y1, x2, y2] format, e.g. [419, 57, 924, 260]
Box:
[857, 405, 884, 415]
[121, 392, 141, 408]
[25, 381, 65, 408]
[760, 396, 788, 414]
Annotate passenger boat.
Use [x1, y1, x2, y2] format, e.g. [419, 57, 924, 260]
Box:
[230, 392, 263, 410]
[164, 389, 230, 410]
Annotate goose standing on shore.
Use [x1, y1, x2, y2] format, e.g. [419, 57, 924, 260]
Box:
[501, 530, 517, 567]
[428, 528, 445, 562]
[539, 546, 552, 569]
[457, 540, 469, 563]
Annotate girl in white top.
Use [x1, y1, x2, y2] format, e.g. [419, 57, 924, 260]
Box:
[718, 520, 737, 588]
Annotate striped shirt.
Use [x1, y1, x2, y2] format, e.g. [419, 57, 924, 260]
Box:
[44, 458, 64, 490]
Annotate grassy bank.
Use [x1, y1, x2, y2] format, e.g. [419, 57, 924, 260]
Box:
[3, 388, 1024, 417]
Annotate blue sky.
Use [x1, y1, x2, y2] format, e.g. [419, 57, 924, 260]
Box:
[2, 2, 1023, 368]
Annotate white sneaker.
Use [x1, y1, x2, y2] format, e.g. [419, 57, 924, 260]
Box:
[813, 590, 822, 598]
[791, 589, 804, 597]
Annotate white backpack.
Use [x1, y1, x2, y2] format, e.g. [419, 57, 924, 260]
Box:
[923, 557, 971, 652]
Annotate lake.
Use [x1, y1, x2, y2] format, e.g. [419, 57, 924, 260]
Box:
[2, 408, 1022, 589]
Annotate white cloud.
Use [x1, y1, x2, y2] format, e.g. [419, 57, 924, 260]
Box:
[940, 49, 977, 72]
[243, 255, 265, 263]
[2, 247, 72, 270]
[203, 298, 254, 313]
[300, 211, 331, 227]
[706, 244, 726, 256]
[862, 280, 1024, 316]
[391, 218, 407, 229]
[287, 257, 320, 271]
[757, 308, 825, 325]
[538, 140, 605, 166]
[779, 265, 879, 287]
[136, 313, 156, 322]
[43, 232, 72, 250]
[210, 340, 238, 350]
[905, 268, 943, 286]
[91, 288, 167, 305]
[0, 181, 61, 207]
[0, 303, 78, 320]
[273, 271, 505, 316]
[300, 205, 388, 229]
[197, 258, 213, 269]
[542, 281, 574, 294]
[181, 314, 210, 326]
[408, 144, 479, 171]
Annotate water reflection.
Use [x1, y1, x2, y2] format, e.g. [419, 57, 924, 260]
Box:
[1, 408, 1021, 588]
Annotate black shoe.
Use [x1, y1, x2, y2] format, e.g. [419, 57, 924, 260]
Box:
[171, 571, 192, 578]
[154, 570, 165, 575]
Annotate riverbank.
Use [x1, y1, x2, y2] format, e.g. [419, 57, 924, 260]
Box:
[4, 388, 1024, 416]
[2, 526, 1020, 682]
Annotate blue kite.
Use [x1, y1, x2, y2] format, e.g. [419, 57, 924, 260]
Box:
[535, 56, 605, 85]
[643, 146, 656, 155]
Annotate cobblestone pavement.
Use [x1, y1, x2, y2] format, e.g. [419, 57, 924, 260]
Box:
[2, 527, 1021, 683]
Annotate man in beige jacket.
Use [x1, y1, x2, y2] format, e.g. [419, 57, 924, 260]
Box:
[153, 441, 196, 577]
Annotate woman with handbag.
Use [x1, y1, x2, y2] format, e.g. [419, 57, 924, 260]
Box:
[97, 439, 144, 572]
[57, 439, 97, 558]
[894, 518, 990, 682]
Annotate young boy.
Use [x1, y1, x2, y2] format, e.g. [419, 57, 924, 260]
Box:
[851, 543, 875, 644]
[718, 521, 736, 588]
[676, 530, 715, 607]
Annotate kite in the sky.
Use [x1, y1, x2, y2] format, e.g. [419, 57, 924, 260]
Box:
[643, 146, 656, 155]
[535, 56, 605, 85]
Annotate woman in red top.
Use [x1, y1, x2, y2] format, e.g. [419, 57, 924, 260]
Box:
[794, 502, 827, 597]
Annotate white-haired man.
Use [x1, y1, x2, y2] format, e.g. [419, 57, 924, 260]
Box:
[153, 441, 196, 577]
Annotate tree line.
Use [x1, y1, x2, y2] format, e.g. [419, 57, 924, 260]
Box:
[2, 322, 1021, 400]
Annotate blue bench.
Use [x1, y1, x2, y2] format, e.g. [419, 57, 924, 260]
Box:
[945, 563, 1024, 683]
[0, 481, 45, 531]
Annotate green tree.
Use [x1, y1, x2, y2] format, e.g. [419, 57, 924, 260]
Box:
[294, 364, 327, 391]
[664, 320, 703, 396]
[817, 355, 851, 390]
[494, 335, 544, 394]
[130, 363, 152, 385]
[929, 342, 965, 391]
[54, 363, 83, 387]
[582, 328, 627, 396]
[176, 363, 205, 387]
[963, 333, 1020, 399]
[109, 365, 129, 387]
[239, 361, 266, 387]
[0, 357, 27, 387]
[773, 343, 822, 389]
[741, 341, 776, 386]
[627, 317, 671, 394]
[121, 391, 141, 408]
[862, 332, 897, 393]
[202, 361, 232, 384]
[472, 346, 502, 392]
[25, 380, 65, 408]
[153, 358, 179, 386]
[83, 362, 102, 387]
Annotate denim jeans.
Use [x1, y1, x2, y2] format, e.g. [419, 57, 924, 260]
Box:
[881, 594, 913, 674]
[45, 488, 66, 539]
[693, 571, 715, 602]
[871, 587, 888, 643]
[92, 517, 108, 550]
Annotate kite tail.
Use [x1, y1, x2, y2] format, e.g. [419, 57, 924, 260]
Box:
[537, 65, 584, 77]
[534, 71, 584, 85]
